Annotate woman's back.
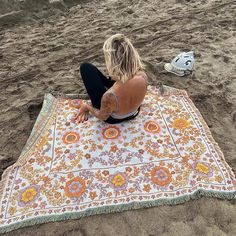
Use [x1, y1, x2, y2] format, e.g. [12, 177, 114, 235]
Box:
[108, 71, 148, 116]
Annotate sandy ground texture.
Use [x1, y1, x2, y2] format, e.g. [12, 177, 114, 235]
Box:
[0, 0, 236, 235]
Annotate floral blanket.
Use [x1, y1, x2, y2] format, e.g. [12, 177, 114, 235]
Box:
[0, 85, 235, 233]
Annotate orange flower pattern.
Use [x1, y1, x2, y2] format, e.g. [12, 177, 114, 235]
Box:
[144, 121, 161, 134]
[62, 132, 80, 144]
[1, 86, 235, 231]
[151, 166, 172, 186]
[64, 177, 86, 198]
[102, 126, 121, 140]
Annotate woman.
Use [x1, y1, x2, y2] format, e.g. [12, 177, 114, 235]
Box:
[75, 34, 148, 124]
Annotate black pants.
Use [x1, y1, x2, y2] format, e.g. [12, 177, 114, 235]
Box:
[80, 62, 140, 124]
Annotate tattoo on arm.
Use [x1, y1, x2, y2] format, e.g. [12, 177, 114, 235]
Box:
[87, 92, 115, 121]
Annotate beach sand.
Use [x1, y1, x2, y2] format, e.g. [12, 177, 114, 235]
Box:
[0, 0, 236, 235]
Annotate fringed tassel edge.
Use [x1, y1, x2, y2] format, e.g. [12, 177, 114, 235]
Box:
[0, 189, 235, 234]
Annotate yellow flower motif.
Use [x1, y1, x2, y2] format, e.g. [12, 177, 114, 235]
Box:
[172, 118, 190, 130]
[195, 163, 209, 174]
[112, 174, 126, 187]
[21, 187, 38, 203]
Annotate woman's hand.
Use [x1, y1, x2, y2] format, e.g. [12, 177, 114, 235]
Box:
[72, 101, 89, 123]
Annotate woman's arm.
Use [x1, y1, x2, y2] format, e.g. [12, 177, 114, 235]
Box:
[86, 92, 116, 121]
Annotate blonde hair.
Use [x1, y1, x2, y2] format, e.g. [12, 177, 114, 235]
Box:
[103, 34, 144, 83]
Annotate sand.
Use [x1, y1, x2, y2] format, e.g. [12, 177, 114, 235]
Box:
[0, 0, 236, 235]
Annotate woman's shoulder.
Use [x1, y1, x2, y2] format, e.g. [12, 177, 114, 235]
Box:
[130, 70, 148, 85]
[135, 70, 148, 79]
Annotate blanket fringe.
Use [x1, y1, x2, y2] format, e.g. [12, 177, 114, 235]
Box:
[0, 189, 235, 234]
